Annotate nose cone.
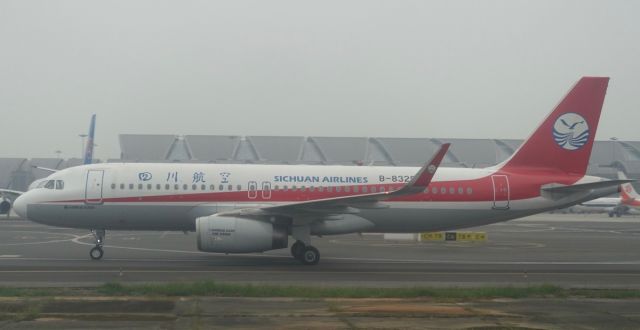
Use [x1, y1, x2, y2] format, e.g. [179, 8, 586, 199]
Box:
[12, 194, 27, 219]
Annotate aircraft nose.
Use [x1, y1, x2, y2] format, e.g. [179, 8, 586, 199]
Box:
[12, 194, 27, 219]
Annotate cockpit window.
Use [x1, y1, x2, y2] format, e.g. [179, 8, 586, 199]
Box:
[55, 180, 64, 190]
[36, 181, 47, 188]
[44, 180, 55, 189]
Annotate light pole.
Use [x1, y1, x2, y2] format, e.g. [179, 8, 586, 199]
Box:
[610, 137, 619, 171]
[79, 134, 88, 158]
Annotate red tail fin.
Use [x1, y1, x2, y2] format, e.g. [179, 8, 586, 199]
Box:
[618, 171, 639, 201]
[501, 77, 609, 175]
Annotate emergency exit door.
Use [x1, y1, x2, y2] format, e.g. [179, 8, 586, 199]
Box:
[85, 170, 104, 204]
[491, 175, 510, 210]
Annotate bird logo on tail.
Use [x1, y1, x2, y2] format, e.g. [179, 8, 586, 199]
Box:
[552, 113, 590, 151]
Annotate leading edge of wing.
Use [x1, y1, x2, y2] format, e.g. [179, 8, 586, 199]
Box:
[217, 144, 451, 217]
[0, 189, 24, 200]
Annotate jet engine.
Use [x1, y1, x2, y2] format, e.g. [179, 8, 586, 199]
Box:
[196, 215, 288, 253]
[0, 198, 10, 215]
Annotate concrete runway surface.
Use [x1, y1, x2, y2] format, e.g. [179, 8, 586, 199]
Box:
[1, 213, 639, 288]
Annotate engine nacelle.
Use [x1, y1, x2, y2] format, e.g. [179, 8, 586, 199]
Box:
[0, 198, 10, 215]
[196, 215, 288, 253]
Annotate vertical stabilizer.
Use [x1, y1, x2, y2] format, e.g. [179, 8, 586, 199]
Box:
[84, 114, 96, 165]
[618, 171, 639, 201]
[500, 77, 609, 175]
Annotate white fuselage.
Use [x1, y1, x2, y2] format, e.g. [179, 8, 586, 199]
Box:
[14, 162, 614, 234]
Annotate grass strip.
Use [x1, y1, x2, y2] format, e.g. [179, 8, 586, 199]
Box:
[0, 282, 639, 299]
[96, 282, 565, 299]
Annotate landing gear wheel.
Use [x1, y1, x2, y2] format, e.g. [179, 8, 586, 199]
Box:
[300, 246, 320, 265]
[90, 229, 106, 260]
[291, 241, 305, 259]
[90, 246, 104, 260]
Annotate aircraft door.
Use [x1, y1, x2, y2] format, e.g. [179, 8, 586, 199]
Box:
[491, 175, 510, 210]
[262, 182, 271, 200]
[248, 181, 258, 199]
[85, 170, 104, 204]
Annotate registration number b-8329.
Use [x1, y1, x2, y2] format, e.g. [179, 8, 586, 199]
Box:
[378, 175, 413, 183]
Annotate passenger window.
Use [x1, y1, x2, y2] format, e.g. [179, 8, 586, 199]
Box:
[237, 184, 242, 191]
[370, 186, 375, 193]
[147, 184, 152, 190]
[327, 186, 333, 192]
[138, 183, 143, 190]
[192, 184, 197, 190]
[440, 187, 446, 194]
[219, 184, 224, 191]
[336, 186, 342, 192]
[228, 184, 233, 191]
[209, 184, 215, 191]
[458, 187, 464, 194]
[129, 184, 134, 190]
[44, 180, 55, 189]
[345, 186, 351, 193]
[301, 186, 306, 191]
[165, 184, 170, 190]
[174, 184, 179, 190]
[157, 184, 161, 190]
[353, 186, 359, 193]
[283, 185, 288, 191]
[274, 185, 279, 191]
[183, 184, 188, 190]
[120, 183, 125, 190]
[55, 180, 64, 190]
[201, 184, 206, 190]
[111, 183, 116, 189]
[449, 187, 455, 194]
[467, 187, 473, 195]
[291, 185, 297, 191]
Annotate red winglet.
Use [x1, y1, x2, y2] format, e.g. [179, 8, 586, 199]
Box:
[397, 143, 450, 194]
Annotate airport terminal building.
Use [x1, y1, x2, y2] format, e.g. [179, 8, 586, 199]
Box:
[1, 135, 639, 191]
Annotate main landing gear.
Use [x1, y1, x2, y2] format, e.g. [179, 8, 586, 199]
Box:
[290, 240, 320, 265]
[89, 229, 105, 260]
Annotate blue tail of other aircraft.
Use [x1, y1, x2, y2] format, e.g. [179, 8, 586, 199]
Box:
[84, 114, 96, 165]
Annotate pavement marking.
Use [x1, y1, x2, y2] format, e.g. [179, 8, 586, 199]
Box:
[2, 255, 640, 266]
[0, 270, 639, 278]
[0, 255, 21, 258]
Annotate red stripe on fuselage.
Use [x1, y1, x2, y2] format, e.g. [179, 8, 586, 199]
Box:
[47, 171, 582, 204]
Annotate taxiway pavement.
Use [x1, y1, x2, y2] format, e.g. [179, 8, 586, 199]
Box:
[1, 214, 639, 288]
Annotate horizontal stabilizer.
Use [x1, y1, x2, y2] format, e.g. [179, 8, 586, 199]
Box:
[542, 179, 634, 195]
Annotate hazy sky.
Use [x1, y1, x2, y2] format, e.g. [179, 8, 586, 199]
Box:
[1, 1, 638, 159]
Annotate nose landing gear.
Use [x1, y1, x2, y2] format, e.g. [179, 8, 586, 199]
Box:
[89, 229, 105, 260]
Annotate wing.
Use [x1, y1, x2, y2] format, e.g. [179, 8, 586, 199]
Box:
[0, 189, 23, 202]
[217, 144, 450, 219]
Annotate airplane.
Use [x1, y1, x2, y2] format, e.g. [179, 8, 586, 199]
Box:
[0, 114, 97, 216]
[574, 171, 640, 217]
[610, 171, 640, 217]
[573, 197, 621, 214]
[13, 77, 631, 265]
